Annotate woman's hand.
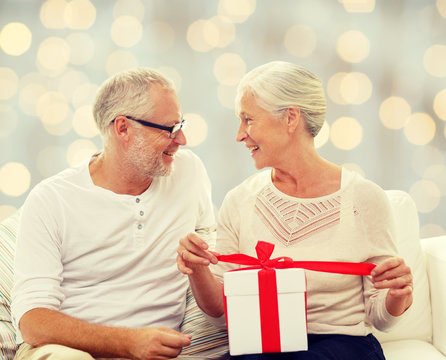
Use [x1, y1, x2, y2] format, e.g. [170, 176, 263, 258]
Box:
[177, 232, 219, 275]
[371, 257, 413, 316]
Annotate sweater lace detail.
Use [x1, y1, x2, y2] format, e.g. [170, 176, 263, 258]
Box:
[255, 185, 348, 246]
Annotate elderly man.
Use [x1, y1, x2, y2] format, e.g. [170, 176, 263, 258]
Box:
[12, 68, 216, 360]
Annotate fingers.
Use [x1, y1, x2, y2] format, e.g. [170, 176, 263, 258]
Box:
[372, 257, 413, 297]
[177, 233, 219, 275]
[156, 328, 191, 359]
[132, 327, 191, 360]
[159, 327, 191, 348]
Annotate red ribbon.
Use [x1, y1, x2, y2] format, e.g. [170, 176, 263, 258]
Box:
[218, 241, 376, 353]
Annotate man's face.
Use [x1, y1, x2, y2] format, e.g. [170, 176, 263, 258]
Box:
[125, 85, 186, 178]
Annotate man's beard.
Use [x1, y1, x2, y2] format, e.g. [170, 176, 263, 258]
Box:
[126, 133, 172, 179]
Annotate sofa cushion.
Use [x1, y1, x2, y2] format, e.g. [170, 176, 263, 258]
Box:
[382, 339, 446, 360]
[422, 236, 446, 356]
[0, 210, 20, 359]
[373, 191, 432, 344]
[179, 288, 228, 358]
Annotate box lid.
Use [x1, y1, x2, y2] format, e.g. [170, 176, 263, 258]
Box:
[223, 268, 306, 296]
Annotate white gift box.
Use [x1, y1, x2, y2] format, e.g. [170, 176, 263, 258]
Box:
[223, 268, 308, 355]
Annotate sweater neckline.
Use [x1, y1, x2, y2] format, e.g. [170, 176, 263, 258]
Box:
[264, 167, 356, 202]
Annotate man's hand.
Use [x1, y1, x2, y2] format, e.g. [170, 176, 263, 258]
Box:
[129, 327, 191, 360]
[177, 232, 219, 275]
[371, 257, 413, 316]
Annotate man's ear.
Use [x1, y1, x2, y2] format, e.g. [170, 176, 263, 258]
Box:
[286, 107, 301, 134]
[113, 116, 130, 143]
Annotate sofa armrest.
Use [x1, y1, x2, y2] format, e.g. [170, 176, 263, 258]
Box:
[421, 236, 446, 356]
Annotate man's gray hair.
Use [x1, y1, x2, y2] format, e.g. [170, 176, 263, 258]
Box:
[235, 61, 326, 137]
[93, 68, 175, 137]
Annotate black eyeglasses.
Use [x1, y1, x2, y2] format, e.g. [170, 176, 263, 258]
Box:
[115, 115, 187, 139]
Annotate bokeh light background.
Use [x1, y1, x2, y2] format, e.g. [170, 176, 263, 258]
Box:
[1, 0, 446, 238]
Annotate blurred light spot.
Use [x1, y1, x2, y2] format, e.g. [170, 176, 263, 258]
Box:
[420, 223, 446, 238]
[187, 19, 219, 52]
[433, 88, 446, 121]
[36, 91, 69, 125]
[42, 111, 73, 136]
[0, 162, 31, 197]
[214, 53, 246, 86]
[379, 96, 411, 129]
[40, 0, 67, 29]
[157, 66, 182, 92]
[20, 71, 48, 86]
[0, 205, 17, 222]
[183, 113, 208, 147]
[113, 0, 145, 22]
[66, 33, 95, 65]
[67, 139, 98, 167]
[340, 72, 372, 104]
[72, 105, 99, 138]
[437, 0, 446, 18]
[341, 162, 366, 177]
[330, 117, 363, 150]
[36, 37, 71, 76]
[0, 67, 19, 100]
[314, 122, 329, 149]
[340, 0, 375, 12]
[0, 22, 32, 56]
[72, 83, 98, 108]
[146, 22, 175, 52]
[106, 50, 138, 76]
[409, 180, 440, 213]
[218, 0, 256, 23]
[424, 164, 446, 196]
[326, 72, 348, 105]
[424, 45, 446, 77]
[217, 84, 237, 109]
[284, 25, 317, 58]
[404, 112, 436, 145]
[58, 70, 90, 100]
[209, 16, 236, 48]
[111, 16, 143, 48]
[64, 0, 96, 30]
[336, 30, 370, 63]
[412, 145, 444, 177]
[19, 83, 47, 116]
[0, 105, 18, 138]
[36, 145, 66, 177]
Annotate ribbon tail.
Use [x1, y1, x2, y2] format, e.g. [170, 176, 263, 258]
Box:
[276, 261, 376, 275]
[217, 254, 261, 266]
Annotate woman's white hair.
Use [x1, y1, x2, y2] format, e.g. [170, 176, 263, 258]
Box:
[93, 67, 175, 138]
[235, 61, 326, 137]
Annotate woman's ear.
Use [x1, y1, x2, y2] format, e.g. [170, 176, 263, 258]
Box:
[286, 107, 301, 134]
[113, 116, 130, 143]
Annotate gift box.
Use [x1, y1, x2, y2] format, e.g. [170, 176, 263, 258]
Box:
[224, 267, 307, 355]
[217, 241, 377, 356]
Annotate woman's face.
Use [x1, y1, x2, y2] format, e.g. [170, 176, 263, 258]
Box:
[236, 92, 288, 170]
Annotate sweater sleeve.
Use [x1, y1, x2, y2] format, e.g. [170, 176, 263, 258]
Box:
[353, 178, 400, 331]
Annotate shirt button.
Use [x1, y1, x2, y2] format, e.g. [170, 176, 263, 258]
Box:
[138, 224, 142, 230]
[136, 198, 140, 203]
[140, 211, 144, 216]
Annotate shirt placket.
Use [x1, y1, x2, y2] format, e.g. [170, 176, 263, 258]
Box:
[134, 197, 145, 246]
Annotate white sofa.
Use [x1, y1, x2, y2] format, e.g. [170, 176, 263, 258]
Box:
[371, 190, 446, 360]
[0, 190, 445, 359]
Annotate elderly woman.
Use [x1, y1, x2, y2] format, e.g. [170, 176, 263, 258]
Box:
[177, 61, 413, 360]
